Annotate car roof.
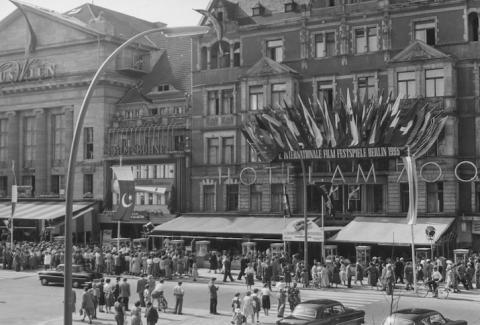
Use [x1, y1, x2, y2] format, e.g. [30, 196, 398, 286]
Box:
[302, 299, 341, 306]
[393, 309, 439, 320]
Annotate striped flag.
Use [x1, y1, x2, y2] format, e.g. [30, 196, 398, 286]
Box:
[282, 184, 291, 218]
[402, 156, 418, 225]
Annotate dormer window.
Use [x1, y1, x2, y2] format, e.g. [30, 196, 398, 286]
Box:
[156, 84, 170, 92]
[252, 3, 264, 17]
[285, 1, 297, 12]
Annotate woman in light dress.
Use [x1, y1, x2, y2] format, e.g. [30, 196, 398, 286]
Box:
[241, 291, 255, 324]
[130, 301, 143, 325]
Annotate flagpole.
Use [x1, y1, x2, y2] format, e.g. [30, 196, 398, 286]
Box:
[10, 160, 17, 249]
[406, 146, 418, 293]
[300, 158, 308, 273]
[118, 156, 122, 252]
[321, 196, 325, 263]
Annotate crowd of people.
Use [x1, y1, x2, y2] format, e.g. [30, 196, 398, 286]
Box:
[2, 240, 480, 324]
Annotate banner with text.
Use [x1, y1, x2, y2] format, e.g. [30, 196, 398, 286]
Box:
[282, 219, 324, 242]
[278, 147, 402, 161]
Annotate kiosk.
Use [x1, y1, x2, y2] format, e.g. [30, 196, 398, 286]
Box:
[453, 249, 469, 264]
[195, 240, 210, 257]
[241, 241, 256, 255]
[270, 243, 284, 255]
[325, 245, 338, 262]
[415, 248, 430, 262]
[355, 246, 371, 265]
[170, 239, 185, 250]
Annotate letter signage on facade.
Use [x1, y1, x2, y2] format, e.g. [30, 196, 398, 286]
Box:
[278, 147, 402, 161]
[0, 58, 56, 84]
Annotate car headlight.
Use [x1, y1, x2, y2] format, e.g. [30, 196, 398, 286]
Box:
[383, 316, 394, 325]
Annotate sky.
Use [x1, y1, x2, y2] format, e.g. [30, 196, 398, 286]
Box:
[0, 0, 211, 26]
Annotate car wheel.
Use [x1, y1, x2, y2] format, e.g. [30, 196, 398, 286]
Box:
[72, 281, 80, 288]
[41, 278, 48, 286]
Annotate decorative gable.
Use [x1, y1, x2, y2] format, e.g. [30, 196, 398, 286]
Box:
[243, 56, 298, 78]
[390, 40, 451, 63]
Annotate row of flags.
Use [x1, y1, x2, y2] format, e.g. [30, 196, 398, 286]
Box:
[241, 90, 447, 162]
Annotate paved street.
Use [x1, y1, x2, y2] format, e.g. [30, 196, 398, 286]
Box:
[1, 269, 479, 325]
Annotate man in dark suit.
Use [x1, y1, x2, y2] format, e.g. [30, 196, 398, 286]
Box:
[223, 257, 235, 282]
[119, 278, 131, 311]
[237, 255, 248, 280]
[208, 278, 218, 314]
[136, 274, 147, 307]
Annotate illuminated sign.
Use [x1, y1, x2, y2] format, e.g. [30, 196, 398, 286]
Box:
[0, 58, 56, 84]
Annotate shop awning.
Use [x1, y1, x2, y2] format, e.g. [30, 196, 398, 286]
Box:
[152, 215, 342, 237]
[0, 201, 94, 221]
[328, 217, 455, 246]
[135, 186, 167, 194]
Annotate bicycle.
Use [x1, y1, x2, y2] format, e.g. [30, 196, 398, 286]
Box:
[415, 282, 450, 299]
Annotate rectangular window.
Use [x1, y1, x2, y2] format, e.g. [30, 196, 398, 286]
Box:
[271, 83, 287, 108]
[0, 176, 6, 197]
[233, 43, 241, 67]
[358, 76, 375, 101]
[84, 127, 93, 160]
[414, 20, 436, 45]
[427, 182, 444, 213]
[83, 174, 93, 195]
[397, 71, 416, 98]
[0, 119, 7, 163]
[366, 184, 384, 212]
[249, 85, 264, 111]
[51, 175, 64, 195]
[346, 185, 361, 212]
[222, 89, 234, 114]
[250, 184, 262, 211]
[400, 183, 410, 213]
[317, 81, 334, 109]
[203, 185, 215, 211]
[271, 184, 283, 212]
[208, 90, 220, 115]
[222, 137, 234, 164]
[21, 176, 34, 197]
[315, 34, 325, 58]
[367, 26, 378, 52]
[267, 39, 283, 62]
[226, 184, 239, 211]
[207, 138, 219, 164]
[307, 184, 322, 212]
[23, 116, 36, 166]
[355, 29, 366, 54]
[325, 32, 336, 56]
[425, 69, 444, 97]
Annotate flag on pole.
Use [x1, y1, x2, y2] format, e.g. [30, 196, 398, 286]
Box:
[111, 166, 135, 221]
[402, 156, 418, 225]
[282, 184, 291, 218]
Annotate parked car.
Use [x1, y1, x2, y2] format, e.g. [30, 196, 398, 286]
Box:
[38, 264, 102, 288]
[277, 299, 365, 325]
[383, 308, 467, 325]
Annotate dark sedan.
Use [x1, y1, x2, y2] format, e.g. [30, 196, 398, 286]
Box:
[382, 308, 467, 325]
[38, 264, 102, 288]
[277, 299, 365, 325]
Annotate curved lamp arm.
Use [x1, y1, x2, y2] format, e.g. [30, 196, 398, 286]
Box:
[63, 25, 209, 325]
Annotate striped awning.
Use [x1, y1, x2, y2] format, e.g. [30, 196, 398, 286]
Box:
[0, 201, 94, 221]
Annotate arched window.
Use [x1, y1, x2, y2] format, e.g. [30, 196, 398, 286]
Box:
[200, 47, 208, 70]
[468, 12, 479, 42]
[210, 41, 230, 69]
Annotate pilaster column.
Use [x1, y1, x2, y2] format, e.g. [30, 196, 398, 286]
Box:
[6, 111, 18, 191]
[34, 108, 47, 195]
[229, 43, 234, 68]
[206, 46, 211, 70]
[64, 106, 74, 163]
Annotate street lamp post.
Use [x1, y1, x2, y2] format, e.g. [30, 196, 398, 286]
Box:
[300, 158, 308, 272]
[63, 26, 208, 325]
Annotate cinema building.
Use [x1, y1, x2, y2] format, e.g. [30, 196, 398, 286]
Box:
[0, 2, 189, 243]
[151, 0, 480, 258]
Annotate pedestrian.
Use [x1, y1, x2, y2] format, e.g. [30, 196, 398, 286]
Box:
[151, 279, 167, 312]
[192, 260, 198, 281]
[145, 301, 159, 325]
[99, 279, 106, 313]
[104, 278, 115, 313]
[346, 262, 354, 288]
[130, 301, 142, 325]
[277, 288, 286, 318]
[365, 262, 379, 289]
[81, 287, 95, 324]
[173, 281, 185, 315]
[238, 255, 248, 280]
[231, 292, 241, 323]
[208, 277, 219, 314]
[404, 261, 414, 290]
[252, 288, 261, 323]
[137, 274, 147, 307]
[245, 262, 255, 290]
[288, 283, 300, 312]
[114, 277, 121, 302]
[209, 252, 218, 273]
[264, 261, 273, 290]
[119, 278, 131, 311]
[114, 297, 125, 325]
[340, 262, 347, 286]
[355, 262, 364, 286]
[260, 282, 271, 316]
[223, 257, 235, 282]
[241, 291, 255, 325]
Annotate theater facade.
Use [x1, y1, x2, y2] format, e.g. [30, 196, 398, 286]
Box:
[0, 2, 190, 243]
